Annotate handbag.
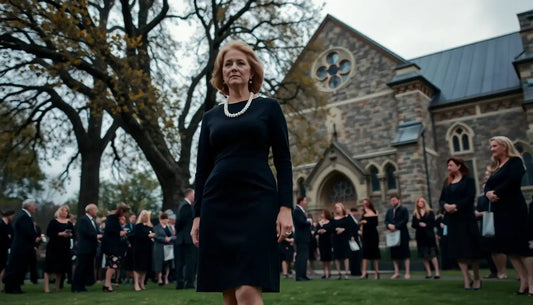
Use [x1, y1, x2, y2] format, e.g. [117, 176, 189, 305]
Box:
[163, 244, 174, 261]
[349, 240, 360, 251]
[482, 202, 495, 237]
[386, 230, 401, 247]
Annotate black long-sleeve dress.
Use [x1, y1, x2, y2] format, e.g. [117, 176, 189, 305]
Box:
[44, 219, 74, 273]
[101, 214, 123, 257]
[331, 216, 353, 260]
[361, 215, 380, 260]
[411, 211, 438, 259]
[0, 218, 12, 270]
[485, 157, 529, 256]
[439, 176, 481, 259]
[193, 97, 293, 292]
[316, 222, 333, 262]
[133, 223, 153, 272]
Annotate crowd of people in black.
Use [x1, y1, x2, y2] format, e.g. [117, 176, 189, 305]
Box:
[282, 136, 532, 297]
[0, 188, 197, 294]
[1, 137, 532, 297]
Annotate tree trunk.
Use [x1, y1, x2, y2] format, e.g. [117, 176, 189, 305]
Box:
[77, 147, 102, 217]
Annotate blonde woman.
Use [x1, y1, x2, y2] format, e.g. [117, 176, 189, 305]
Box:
[412, 197, 440, 279]
[133, 210, 155, 291]
[331, 203, 354, 279]
[484, 136, 530, 295]
[43, 205, 74, 293]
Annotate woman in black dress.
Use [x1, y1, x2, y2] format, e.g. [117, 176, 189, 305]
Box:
[43, 205, 74, 293]
[484, 136, 530, 294]
[316, 209, 333, 279]
[101, 203, 129, 292]
[278, 233, 294, 279]
[0, 210, 14, 292]
[190, 41, 293, 304]
[360, 199, 380, 279]
[439, 157, 481, 290]
[412, 197, 440, 279]
[133, 210, 154, 291]
[331, 203, 353, 279]
[152, 212, 174, 286]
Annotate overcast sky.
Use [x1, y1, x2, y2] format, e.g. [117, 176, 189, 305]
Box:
[319, 0, 532, 59]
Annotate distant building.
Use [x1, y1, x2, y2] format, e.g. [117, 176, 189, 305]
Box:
[286, 9, 533, 234]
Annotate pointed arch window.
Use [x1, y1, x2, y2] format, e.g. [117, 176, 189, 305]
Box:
[369, 166, 380, 192]
[515, 143, 533, 186]
[385, 164, 397, 191]
[297, 177, 307, 197]
[449, 125, 473, 154]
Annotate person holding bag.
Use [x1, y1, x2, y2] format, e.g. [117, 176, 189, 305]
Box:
[152, 212, 175, 286]
[385, 195, 410, 279]
[484, 136, 530, 295]
[439, 157, 481, 290]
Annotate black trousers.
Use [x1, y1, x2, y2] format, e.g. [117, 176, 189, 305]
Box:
[294, 242, 309, 279]
[71, 254, 95, 292]
[349, 250, 362, 276]
[3, 250, 31, 292]
[175, 244, 197, 288]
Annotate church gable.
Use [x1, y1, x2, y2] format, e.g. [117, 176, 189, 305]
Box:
[299, 15, 406, 104]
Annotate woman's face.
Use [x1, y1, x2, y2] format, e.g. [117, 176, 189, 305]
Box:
[416, 199, 425, 209]
[60, 207, 69, 218]
[160, 218, 168, 226]
[222, 48, 252, 91]
[363, 200, 369, 208]
[490, 140, 506, 160]
[447, 160, 460, 174]
[334, 204, 342, 215]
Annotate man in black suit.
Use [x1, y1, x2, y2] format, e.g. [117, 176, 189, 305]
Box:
[71, 203, 101, 293]
[385, 195, 411, 279]
[293, 196, 312, 281]
[348, 207, 362, 276]
[175, 189, 197, 290]
[3, 199, 40, 294]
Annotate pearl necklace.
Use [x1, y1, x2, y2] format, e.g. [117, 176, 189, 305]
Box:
[224, 92, 255, 118]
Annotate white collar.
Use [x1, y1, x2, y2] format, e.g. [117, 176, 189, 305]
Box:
[297, 205, 306, 214]
[22, 209, 32, 217]
[184, 198, 192, 205]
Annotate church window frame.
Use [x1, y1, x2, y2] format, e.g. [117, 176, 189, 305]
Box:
[446, 123, 474, 156]
[311, 47, 354, 92]
[383, 162, 398, 193]
[514, 141, 533, 187]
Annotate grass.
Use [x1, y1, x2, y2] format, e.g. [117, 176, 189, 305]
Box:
[2, 270, 528, 305]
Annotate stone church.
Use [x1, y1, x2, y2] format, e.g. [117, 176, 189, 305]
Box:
[287, 9, 533, 226]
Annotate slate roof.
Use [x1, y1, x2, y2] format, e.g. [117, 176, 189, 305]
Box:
[409, 32, 523, 108]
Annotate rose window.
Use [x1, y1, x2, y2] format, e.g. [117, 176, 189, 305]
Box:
[313, 48, 353, 91]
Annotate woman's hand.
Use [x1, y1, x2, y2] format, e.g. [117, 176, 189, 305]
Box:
[191, 217, 200, 247]
[317, 228, 326, 234]
[485, 191, 500, 202]
[276, 206, 293, 243]
[335, 227, 345, 234]
[120, 230, 127, 237]
[419, 222, 426, 227]
[165, 236, 172, 243]
[360, 219, 367, 225]
[148, 232, 155, 238]
[444, 203, 457, 213]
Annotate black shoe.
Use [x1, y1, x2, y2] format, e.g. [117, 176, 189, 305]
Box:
[434, 275, 440, 279]
[516, 290, 527, 295]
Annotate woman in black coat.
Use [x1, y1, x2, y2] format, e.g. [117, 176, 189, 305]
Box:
[316, 209, 333, 278]
[101, 203, 129, 292]
[0, 210, 14, 292]
[43, 205, 74, 293]
[484, 136, 530, 295]
[331, 203, 353, 279]
[133, 210, 154, 291]
[412, 197, 440, 279]
[439, 157, 480, 290]
[360, 199, 380, 279]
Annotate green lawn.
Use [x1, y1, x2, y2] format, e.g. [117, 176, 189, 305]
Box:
[2, 271, 528, 305]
